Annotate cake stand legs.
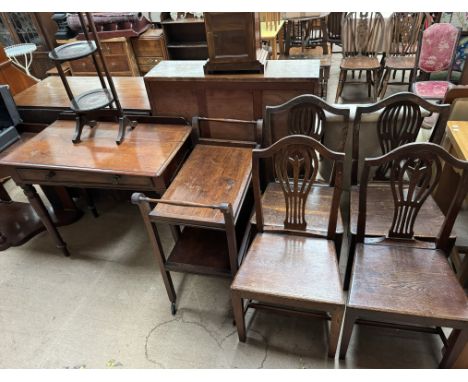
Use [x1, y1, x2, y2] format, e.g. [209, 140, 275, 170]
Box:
[73, 115, 97, 144]
[116, 116, 137, 145]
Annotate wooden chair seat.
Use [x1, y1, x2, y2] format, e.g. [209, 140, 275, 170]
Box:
[340, 56, 381, 70]
[151, 144, 252, 227]
[350, 185, 450, 239]
[384, 55, 416, 70]
[251, 182, 344, 234]
[232, 232, 345, 306]
[349, 243, 468, 323]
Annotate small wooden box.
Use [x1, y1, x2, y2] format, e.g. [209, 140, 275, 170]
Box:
[203, 12, 267, 74]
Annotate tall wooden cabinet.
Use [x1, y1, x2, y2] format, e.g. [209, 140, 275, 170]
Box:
[0, 12, 57, 79]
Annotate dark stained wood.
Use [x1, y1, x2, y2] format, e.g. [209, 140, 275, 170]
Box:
[144, 60, 320, 141]
[133, 117, 259, 314]
[165, 227, 231, 277]
[0, 119, 192, 254]
[151, 144, 252, 227]
[349, 244, 468, 320]
[351, 92, 451, 184]
[340, 142, 468, 368]
[0, 120, 191, 181]
[253, 182, 343, 235]
[379, 13, 425, 97]
[264, 94, 350, 150]
[350, 185, 448, 238]
[204, 12, 266, 74]
[232, 233, 344, 305]
[231, 135, 346, 358]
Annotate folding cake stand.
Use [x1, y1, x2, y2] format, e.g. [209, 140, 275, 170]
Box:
[48, 12, 136, 144]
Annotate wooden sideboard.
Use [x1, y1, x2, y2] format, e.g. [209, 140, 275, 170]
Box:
[144, 59, 321, 141]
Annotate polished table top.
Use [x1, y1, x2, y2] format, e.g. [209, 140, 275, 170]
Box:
[0, 120, 191, 178]
[13, 76, 151, 112]
[446, 121, 468, 160]
[145, 60, 321, 82]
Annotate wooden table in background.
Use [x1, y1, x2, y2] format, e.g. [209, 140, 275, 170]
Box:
[0, 119, 192, 255]
[13, 76, 151, 129]
[144, 59, 320, 142]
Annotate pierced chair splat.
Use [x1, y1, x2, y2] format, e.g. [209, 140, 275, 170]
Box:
[340, 142, 468, 368]
[231, 135, 346, 358]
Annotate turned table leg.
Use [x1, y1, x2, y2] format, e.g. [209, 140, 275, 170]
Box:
[21, 184, 70, 256]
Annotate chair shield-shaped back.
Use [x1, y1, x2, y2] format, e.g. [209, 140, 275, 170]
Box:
[252, 135, 345, 238]
[357, 142, 468, 251]
[342, 12, 385, 56]
[352, 92, 451, 184]
[418, 23, 460, 73]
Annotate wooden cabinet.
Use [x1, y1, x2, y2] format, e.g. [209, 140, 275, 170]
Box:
[131, 28, 168, 75]
[60, 37, 140, 77]
[204, 12, 267, 74]
[0, 12, 57, 79]
[144, 60, 321, 141]
[160, 13, 208, 60]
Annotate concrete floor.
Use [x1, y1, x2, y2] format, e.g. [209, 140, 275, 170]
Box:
[0, 48, 464, 369]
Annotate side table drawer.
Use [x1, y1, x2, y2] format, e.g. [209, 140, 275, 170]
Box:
[16, 168, 153, 189]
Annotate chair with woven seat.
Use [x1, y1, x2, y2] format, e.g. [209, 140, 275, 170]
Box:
[231, 134, 346, 358]
[335, 12, 385, 103]
[379, 12, 425, 97]
[410, 23, 461, 101]
[344, 92, 451, 289]
[339, 142, 468, 368]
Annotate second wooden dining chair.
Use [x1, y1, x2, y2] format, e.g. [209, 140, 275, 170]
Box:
[335, 12, 385, 103]
[345, 92, 451, 289]
[253, 95, 351, 255]
[339, 142, 468, 368]
[379, 12, 425, 97]
[231, 134, 346, 358]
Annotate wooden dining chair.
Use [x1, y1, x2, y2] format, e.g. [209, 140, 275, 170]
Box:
[335, 12, 385, 103]
[345, 92, 451, 289]
[132, 117, 262, 315]
[379, 12, 425, 98]
[339, 142, 468, 368]
[231, 134, 346, 358]
[325, 13, 345, 53]
[410, 23, 461, 101]
[259, 95, 350, 250]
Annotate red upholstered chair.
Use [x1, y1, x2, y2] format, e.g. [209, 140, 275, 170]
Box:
[411, 23, 461, 101]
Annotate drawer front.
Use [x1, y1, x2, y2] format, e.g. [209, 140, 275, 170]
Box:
[133, 39, 165, 57]
[16, 168, 153, 189]
[137, 56, 161, 66]
[70, 56, 96, 73]
[106, 55, 131, 72]
[102, 42, 126, 55]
